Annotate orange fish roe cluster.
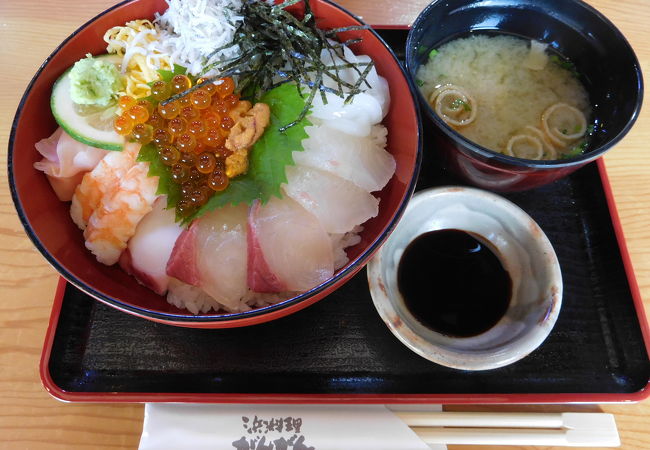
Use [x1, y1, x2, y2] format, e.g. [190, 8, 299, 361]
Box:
[113, 75, 243, 217]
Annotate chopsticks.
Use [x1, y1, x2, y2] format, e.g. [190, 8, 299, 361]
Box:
[393, 411, 620, 447]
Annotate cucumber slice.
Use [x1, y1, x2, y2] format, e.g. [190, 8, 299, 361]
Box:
[50, 54, 125, 151]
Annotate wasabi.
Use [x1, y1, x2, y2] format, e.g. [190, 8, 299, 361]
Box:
[69, 54, 123, 107]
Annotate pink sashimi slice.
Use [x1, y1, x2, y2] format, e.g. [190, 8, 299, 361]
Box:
[34, 128, 64, 163]
[45, 172, 86, 202]
[195, 204, 249, 311]
[247, 201, 287, 293]
[122, 198, 183, 295]
[166, 222, 200, 286]
[248, 197, 334, 292]
[34, 127, 109, 201]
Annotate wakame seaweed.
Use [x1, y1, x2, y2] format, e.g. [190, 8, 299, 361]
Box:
[162, 0, 374, 130]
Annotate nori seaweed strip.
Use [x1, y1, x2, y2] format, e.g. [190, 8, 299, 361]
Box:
[271, 0, 303, 11]
[344, 60, 374, 104]
[330, 38, 363, 48]
[279, 71, 322, 132]
[325, 25, 371, 35]
[317, 27, 370, 88]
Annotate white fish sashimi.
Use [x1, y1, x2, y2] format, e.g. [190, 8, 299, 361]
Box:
[297, 122, 395, 192]
[283, 166, 379, 234]
[195, 204, 249, 311]
[121, 197, 182, 295]
[249, 197, 333, 292]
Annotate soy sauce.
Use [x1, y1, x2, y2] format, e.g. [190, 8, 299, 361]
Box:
[397, 229, 511, 337]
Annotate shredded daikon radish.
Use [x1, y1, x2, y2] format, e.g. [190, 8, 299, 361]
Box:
[155, 0, 244, 77]
[104, 20, 173, 98]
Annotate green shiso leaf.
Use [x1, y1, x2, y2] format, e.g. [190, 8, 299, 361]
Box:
[136, 143, 182, 211]
[250, 83, 311, 199]
[185, 82, 310, 223]
[157, 64, 188, 82]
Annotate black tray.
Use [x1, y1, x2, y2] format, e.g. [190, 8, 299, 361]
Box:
[42, 29, 650, 403]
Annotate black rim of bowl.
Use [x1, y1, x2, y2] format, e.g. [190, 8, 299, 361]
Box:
[8, 0, 423, 323]
[405, 0, 644, 169]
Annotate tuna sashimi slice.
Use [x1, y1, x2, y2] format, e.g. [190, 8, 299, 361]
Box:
[120, 198, 183, 295]
[195, 205, 249, 312]
[166, 222, 200, 286]
[283, 165, 379, 234]
[249, 197, 334, 292]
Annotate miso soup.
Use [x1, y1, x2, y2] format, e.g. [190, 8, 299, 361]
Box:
[416, 34, 591, 160]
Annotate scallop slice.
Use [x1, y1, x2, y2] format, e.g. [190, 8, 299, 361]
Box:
[541, 102, 587, 145]
[195, 204, 249, 311]
[248, 197, 333, 292]
[283, 165, 379, 234]
[296, 122, 395, 192]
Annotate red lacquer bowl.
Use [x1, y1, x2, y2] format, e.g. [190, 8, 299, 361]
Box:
[8, 0, 421, 328]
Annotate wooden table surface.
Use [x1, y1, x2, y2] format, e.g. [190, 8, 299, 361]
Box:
[1, 0, 648, 448]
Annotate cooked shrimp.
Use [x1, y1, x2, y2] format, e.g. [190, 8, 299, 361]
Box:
[84, 161, 159, 265]
[70, 142, 140, 230]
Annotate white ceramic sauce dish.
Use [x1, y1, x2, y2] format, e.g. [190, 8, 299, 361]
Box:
[367, 186, 562, 370]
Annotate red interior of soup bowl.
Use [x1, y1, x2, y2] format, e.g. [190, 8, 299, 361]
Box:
[9, 0, 421, 328]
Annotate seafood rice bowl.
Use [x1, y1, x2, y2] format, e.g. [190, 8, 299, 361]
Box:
[10, 0, 420, 326]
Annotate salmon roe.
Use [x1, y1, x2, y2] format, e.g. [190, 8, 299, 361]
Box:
[113, 76, 242, 217]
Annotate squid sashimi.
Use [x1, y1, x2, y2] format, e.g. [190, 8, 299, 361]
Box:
[167, 205, 249, 311]
[248, 197, 333, 292]
[33, 127, 108, 201]
[119, 197, 182, 295]
[319, 46, 390, 120]
[310, 92, 383, 137]
[283, 166, 379, 234]
[296, 122, 395, 192]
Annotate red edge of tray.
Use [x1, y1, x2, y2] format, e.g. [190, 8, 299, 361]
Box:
[39, 158, 650, 405]
[38, 19, 650, 403]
